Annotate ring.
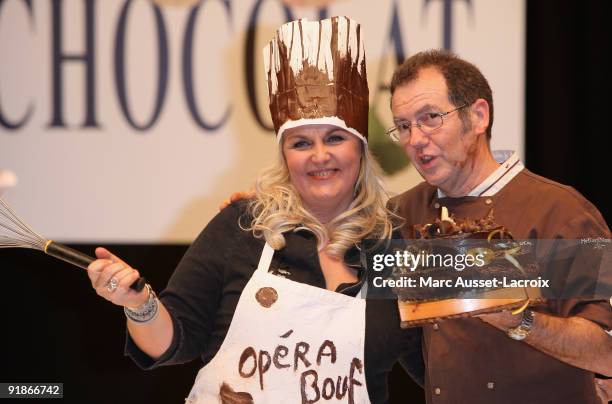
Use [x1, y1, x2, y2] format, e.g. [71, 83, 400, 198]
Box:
[106, 277, 119, 293]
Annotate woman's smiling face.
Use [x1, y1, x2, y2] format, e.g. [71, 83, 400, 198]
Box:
[282, 124, 362, 218]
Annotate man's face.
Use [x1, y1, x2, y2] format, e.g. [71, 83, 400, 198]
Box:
[391, 67, 480, 194]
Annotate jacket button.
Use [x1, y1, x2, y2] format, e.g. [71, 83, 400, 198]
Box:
[434, 387, 441, 395]
[485, 198, 493, 205]
[487, 382, 495, 390]
[432, 323, 439, 330]
[434, 203, 440, 209]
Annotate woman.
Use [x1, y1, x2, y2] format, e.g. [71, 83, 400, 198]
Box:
[87, 16, 421, 403]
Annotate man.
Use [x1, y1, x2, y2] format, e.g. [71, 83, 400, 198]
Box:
[388, 50, 612, 404]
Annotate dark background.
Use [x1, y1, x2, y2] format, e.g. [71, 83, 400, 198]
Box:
[525, 0, 611, 228]
[1, 1, 610, 403]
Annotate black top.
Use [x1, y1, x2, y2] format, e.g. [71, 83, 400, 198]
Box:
[125, 201, 423, 404]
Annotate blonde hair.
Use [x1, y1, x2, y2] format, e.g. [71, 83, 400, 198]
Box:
[245, 142, 398, 259]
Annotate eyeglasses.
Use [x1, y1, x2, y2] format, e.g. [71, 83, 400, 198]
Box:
[386, 103, 469, 142]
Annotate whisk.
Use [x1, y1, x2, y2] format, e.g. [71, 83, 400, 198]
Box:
[0, 197, 146, 291]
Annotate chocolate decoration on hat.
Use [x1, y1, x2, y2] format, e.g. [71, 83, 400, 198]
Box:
[263, 16, 369, 142]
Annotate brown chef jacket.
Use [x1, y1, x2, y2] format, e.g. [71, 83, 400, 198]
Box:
[391, 168, 611, 404]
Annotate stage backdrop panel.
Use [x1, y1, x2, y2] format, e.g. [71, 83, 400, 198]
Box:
[0, 0, 524, 242]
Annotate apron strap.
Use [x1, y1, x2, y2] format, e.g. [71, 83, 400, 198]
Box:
[358, 248, 368, 298]
[256, 242, 275, 274]
[358, 279, 368, 297]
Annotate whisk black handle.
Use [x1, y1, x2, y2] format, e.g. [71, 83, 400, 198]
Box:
[44, 241, 146, 292]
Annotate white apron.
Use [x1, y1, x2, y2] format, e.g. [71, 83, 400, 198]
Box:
[186, 243, 371, 404]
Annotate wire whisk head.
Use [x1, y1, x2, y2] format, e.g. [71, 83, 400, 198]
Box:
[0, 197, 47, 250]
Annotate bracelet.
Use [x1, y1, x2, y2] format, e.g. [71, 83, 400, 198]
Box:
[507, 309, 535, 341]
[124, 284, 159, 324]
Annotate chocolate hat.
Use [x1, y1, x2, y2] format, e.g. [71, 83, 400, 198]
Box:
[263, 16, 369, 142]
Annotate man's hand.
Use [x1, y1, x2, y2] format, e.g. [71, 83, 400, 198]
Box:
[478, 309, 523, 330]
[218, 190, 255, 210]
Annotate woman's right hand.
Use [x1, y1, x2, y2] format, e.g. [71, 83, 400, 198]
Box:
[87, 247, 148, 309]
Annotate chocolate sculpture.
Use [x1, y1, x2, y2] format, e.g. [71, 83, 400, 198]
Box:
[396, 208, 542, 327]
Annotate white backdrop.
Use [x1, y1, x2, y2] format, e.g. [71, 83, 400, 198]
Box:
[0, 0, 524, 242]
